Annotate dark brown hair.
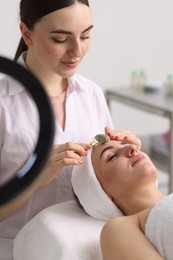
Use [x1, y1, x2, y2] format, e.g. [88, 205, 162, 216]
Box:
[14, 0, 90, 61]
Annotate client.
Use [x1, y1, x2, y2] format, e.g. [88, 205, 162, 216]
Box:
[72, 137, 172, 260]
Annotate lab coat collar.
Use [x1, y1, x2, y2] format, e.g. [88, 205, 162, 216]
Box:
[8, 52, 85, 96]
[68, 74, 86, 93]
[8, 52, 27, 96]
[8, 78, 24, 96]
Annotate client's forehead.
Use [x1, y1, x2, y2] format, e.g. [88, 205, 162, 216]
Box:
[93, 140, 119, 150]
[92, 140, 118, 158]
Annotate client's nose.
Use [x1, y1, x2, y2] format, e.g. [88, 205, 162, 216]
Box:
[126, 144, 137, 157]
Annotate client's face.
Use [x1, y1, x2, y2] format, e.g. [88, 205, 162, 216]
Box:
[91, 140, 157, 202]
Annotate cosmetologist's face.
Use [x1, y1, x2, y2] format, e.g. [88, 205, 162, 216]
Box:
[24, 2, 93, 78]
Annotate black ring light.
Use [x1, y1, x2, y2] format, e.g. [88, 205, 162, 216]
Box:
[0, 56, 55, 205]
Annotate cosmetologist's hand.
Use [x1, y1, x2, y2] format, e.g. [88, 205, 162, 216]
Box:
[37, 142, 91, 188]
[105, 127, 141, 151]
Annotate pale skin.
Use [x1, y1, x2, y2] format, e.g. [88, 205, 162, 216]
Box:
[0, 1, 141, 219]
[91, 140, 165, 259]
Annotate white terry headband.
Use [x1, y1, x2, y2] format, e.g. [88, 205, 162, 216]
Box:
[71, 149, 123, 221]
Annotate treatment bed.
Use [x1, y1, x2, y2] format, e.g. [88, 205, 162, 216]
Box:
[13, 200, 105, 260]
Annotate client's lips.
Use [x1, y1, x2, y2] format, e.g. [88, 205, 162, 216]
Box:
[131, 154, 146, 167]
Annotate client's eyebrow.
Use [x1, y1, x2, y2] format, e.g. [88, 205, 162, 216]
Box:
[49, 25, 94, 35]
[100, 146, 114, 159]
[100, 141, 129, 159]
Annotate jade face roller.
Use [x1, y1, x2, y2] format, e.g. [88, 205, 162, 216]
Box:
[90, 134, 110, 148]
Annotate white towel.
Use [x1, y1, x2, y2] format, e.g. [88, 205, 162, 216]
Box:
[13, 200, 105, 260]
[71, 149, 123, 221]
[145, 193, 173, 260]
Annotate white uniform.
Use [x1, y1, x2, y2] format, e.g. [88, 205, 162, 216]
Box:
[0, 53, 114, 259]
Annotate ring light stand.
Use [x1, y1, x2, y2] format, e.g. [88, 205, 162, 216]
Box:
[0, 56, 55, 205]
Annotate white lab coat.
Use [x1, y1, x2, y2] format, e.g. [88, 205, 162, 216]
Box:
[0, 53, 114, 259]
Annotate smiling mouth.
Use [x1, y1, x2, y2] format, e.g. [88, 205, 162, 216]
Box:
[62, 59, 80, 64]
[62, 60, 80, 68]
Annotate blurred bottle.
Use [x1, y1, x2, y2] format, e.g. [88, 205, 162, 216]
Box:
[130, 69, 146, 91]
[163, 74, 173, 97]
[130, 70, 138, 89]
[138, 69, 146, 90]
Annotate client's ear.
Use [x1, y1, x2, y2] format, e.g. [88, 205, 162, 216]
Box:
[20, 22, 32, 46]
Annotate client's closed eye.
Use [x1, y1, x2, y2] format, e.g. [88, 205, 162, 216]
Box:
[108, 153, 118, 161]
